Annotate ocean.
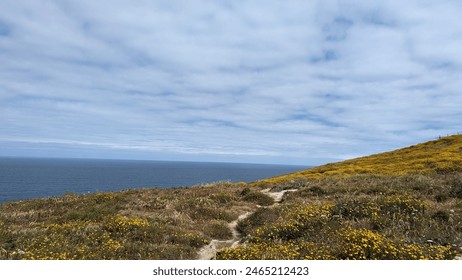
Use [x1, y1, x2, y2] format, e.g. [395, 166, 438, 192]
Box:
[0, 157, 307, 203]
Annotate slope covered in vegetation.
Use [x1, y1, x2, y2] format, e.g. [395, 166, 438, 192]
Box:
[262, 134, 462, 185]
[216, 135, 462, 259]
[1, 135, 461, 260]
[0, 182, 269, 259]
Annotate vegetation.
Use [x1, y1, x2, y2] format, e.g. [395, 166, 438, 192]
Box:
[1, 135, 462, 259]
[0, 182, 264, 259]
[218, 173, 461, 259]
[216, 134, 462, 260]
[261, 134, 462, 186]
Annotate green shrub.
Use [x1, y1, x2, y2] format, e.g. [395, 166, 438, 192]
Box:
[242, 192, 274, 206]
[204, 220, 233, 240]
[239, 187, 251, 196]
[378, 195, 426, 216]
[210, 193, 235, 204]
[431, 210, 450, 222]
[251, 204, 334, 242]
[434, 193, 449, 203]
[308, 186, 327, 195]
[333, 199, 377, 220]
[237, 207, 279, 235]
[167, 232, 209, 248]
[449, 178, 462, 198]
[190, 207, 235, 222]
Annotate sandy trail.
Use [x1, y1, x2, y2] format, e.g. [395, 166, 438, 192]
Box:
[260, 188, 297, 203]
[196, 188, 295, 260]
[196, 211, 251, 260]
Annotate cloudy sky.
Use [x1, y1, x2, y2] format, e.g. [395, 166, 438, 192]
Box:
[1, 0, 461, 165]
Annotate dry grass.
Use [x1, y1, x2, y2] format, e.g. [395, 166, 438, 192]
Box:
[217, 173, 462, 260]
[0, 181, 263, 259]
[1, 135, 462, 260]
[216, 135, 462, 260]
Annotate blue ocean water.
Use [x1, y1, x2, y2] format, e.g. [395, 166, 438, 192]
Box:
[0, 157, 307, 203]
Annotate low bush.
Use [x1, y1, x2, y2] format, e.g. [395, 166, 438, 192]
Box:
[167, 232, 209, 248]
[449, 178, 462, 198]
[237, 207, 280, 235]
[204, 220, 233, 240]
[431, 210, 450, 222]
[335, 228, 457, 260]
[434, 193, 449, 203]
[210, 193, 235, 204]
[242, 192, 274, 206]
[217, 227, 458, 260]
[216, 241, 302, 260]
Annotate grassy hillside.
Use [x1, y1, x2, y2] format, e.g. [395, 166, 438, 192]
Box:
[261, 134, 462, 185]
[1, 135, 461, 260]
[216, 135, 462, 260]
[0, 182, 270, 259]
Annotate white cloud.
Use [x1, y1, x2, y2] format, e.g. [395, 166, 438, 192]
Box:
[1, 0, 461, 165]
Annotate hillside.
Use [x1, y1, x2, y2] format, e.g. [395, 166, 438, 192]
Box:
[1, 135, 461, 260]
[261, 134, 462, 185]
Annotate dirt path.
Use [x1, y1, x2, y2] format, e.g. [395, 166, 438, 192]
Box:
[260, 188, 297, 203]
[196, 211, 251, 260]
[196, 188, 295, 260]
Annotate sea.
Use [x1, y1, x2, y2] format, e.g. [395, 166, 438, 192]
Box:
[0, 157, 307, 204]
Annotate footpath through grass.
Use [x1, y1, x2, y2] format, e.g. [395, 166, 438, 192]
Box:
[0, 182, 268, 259]
[1, 135, 462, 259]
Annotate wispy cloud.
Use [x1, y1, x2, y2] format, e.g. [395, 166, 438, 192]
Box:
[1, 0, 461, 164]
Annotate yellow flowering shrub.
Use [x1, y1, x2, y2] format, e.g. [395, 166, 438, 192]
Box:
[251, 204, 334, 242]
[336, 228, 457, 260]
[216, 241, 301, 260]
[336, 228, 400, 259]
[379, 195, 427, 216]
[217, 195, 458, 260]
[104, 215, 150, 233]
[217, 227, 457, 260]
[17, 221, 115, 260]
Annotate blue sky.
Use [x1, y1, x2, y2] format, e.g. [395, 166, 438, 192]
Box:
[1, 0, 462, 165]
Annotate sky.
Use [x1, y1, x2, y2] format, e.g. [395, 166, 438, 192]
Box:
[1, 0, 462, 165]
